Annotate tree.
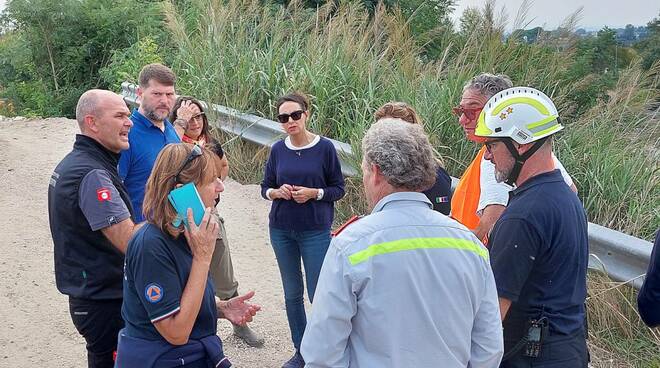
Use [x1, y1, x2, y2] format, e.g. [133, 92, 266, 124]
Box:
[635, 13, 660, 70]
[622, 24, 636, 43]
[0, 0, 170, 116]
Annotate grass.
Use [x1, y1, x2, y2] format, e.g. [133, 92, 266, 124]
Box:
[586, 272, 660, 368]
[166, 0, 659, 365]
[169, 0, 659, 240]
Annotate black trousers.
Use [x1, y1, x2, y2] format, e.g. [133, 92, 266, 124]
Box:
[501, 328, 588, 368]
[68, 297, 124, 368]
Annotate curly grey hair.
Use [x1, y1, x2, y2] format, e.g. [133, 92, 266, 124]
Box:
[463, 73, 513, 99]
[362, 118, 437, 192]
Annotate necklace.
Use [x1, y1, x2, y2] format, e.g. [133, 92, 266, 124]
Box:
[291, 132, 314, 148]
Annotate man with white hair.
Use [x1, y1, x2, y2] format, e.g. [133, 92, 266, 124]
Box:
[300, 118, 503, 367]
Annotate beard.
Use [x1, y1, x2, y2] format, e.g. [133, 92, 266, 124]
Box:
[494, 168, 509, 183]
[144, 108, 169, 123]
[494, 158, 514, 183]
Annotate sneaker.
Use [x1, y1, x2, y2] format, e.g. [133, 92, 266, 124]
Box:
[232, 323, 265, 347]
[281, 351, 305, 368]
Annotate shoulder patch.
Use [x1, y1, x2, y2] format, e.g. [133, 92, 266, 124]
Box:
[332, 215, 363, 237]
[97, 188, 111, 201]
[145, 283, 163, 303]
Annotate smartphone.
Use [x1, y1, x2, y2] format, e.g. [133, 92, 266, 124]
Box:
[167, 182, 206, 227]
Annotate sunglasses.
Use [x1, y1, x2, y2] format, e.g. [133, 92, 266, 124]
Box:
[173, 144, 203, 184]
[190, 112, 205, 120]
[277, 110, 305, 124]
[451, 106, 482, 120]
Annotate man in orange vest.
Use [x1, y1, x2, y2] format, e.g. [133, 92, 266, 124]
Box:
[450, 73, 576, 242]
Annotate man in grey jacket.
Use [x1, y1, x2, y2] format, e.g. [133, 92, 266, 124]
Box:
[301, 118, 503, 367]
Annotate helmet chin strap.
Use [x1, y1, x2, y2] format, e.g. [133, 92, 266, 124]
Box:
[500, 137, 547, 186]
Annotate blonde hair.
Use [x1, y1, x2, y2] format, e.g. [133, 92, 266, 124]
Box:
[374, 102, 421, 125]
[143, 143, 220, 237]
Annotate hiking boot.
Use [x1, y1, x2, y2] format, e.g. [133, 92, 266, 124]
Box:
[281, 351, 305, 368]
[232, 323, 264, 347]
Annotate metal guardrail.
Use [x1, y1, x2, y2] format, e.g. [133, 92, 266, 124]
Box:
[121, 82, 653, 289]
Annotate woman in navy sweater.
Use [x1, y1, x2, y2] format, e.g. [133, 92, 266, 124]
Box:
[261, 92, 345, 368]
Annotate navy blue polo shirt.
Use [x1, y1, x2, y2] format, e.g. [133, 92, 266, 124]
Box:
[119, 109, 180, 222]
[121, 224, 217, 341]
[422, 167, 452, 215]
[489, 169, 588, 337]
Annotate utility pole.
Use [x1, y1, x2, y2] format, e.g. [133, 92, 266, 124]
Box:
[615, 43, 618, 76]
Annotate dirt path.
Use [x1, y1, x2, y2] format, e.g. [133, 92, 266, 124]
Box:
[0, 118, 296, 367]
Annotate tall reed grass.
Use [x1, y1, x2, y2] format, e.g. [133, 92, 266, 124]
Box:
[165, 0, 658, 239]
[164, 1, 659, 364]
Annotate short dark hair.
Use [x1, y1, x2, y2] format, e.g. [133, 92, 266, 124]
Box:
[138, 63, 176, 88]
[276, 92, 310, 112]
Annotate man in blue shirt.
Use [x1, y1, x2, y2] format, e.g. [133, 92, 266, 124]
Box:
[119, 63, 262, 346]
[475, 87, 589, 367]
[119, 63, 180, 222]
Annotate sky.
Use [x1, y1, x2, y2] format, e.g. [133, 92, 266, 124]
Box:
[0, 0, 656, 31]
[451, 0, 659, 31]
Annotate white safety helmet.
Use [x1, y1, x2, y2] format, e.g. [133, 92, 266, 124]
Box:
[475, 87, 563, 144]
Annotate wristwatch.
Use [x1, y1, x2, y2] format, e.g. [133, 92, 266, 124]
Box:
[316, 188, 324, 201]
[174, 118, 188, 129]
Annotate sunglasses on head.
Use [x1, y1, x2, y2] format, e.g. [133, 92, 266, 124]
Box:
[277, 110, 304, 124]
[173, 144, 203, 184]
[451, 106, 482, 120]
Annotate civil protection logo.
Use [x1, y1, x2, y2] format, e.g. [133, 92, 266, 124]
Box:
[145, 283, 163, 303]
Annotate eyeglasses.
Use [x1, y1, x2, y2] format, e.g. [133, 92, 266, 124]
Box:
[484, 139, 503, 154]
[173, 144, 203, 184]
[190, 112, 205, 121]
[277, 110, 304, 124]
[451, 106, 482, 120]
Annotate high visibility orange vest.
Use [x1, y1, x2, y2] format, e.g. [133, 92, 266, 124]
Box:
[451, 146, 486, 230]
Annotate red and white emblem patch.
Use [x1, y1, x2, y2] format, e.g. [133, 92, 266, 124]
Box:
[97, 188, 111, 201]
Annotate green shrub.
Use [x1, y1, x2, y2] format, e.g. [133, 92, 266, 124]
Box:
[99, 37, 165, 92]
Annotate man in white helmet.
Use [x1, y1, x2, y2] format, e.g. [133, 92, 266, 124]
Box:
[450, 73, 576, 244]
[475, 87, 589, 367]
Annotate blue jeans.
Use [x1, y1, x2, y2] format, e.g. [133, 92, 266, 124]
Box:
[269, 227, 331, 350]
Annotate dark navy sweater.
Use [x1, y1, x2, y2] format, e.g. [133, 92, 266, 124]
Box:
[261, 136, 345, 231]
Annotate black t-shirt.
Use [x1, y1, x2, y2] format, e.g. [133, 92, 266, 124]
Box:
[489, 170, 588, 337]
[422, 167, 452, 215]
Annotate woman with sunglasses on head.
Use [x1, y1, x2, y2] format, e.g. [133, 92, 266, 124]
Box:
[115, 144, 260, 367]
[374, 101, 452, 215]
[261, 92, 345, 368]
[169, 97, 264, 347]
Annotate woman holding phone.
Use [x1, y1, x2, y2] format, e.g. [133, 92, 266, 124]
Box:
[261, 92, 345, 368]
[116, 143, 260, 367]
[170, 96, 264, 347]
